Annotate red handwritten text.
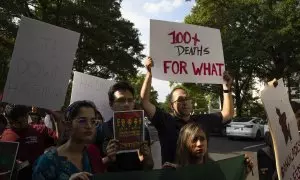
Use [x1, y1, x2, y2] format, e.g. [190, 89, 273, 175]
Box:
[192, 62, 224, 76]
[168, 31, 200, 46]
[164, 61, 188, 75]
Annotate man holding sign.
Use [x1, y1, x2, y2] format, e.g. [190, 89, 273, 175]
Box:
[259, 79, 300, 180]
[95, 82, 154, 172]
[141, 57, 234, 164]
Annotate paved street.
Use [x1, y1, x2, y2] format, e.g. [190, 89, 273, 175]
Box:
[147, 125, 266, 180]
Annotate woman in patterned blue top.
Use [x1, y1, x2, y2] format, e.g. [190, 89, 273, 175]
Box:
[32, 101, 116, 180]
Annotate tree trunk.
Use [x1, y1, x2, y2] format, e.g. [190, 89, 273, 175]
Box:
[234, 77, 242, 116]
[286, 75, 292, 100]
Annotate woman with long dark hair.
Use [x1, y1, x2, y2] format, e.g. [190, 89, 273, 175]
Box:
[164, 122, 253, 178]
[32, 101, 117, 180]
[175, 122, 210, 167]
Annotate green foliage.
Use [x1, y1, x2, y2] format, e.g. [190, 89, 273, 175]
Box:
[129, 74, 159, 107]
[0, 0, 144, 93]
[185, 0, 300, 116]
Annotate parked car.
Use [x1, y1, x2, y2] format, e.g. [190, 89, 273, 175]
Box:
[226, 117, 266, 140]
[264, 123, 269, 136]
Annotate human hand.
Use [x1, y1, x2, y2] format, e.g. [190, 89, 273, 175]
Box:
[223, 71, 233, 89]
[144, 57, 154, 73]
[69, 172, 92, 180]
[162, 162, 178, 169]
[267, 78, 278, 87]
[106, 139, 119, 162]
[244, 154, 254, 175]
[138, 141, 151, 160]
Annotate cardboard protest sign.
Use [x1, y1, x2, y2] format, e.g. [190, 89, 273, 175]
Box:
[3, 16, 80, 110]
[113, 110, 144, 153]
[94, 155, 246, 180]
[71, 71, 115, 121]
[261, 79, 300, 180]
[0, 142, 19, 180]
[150, 19, 225, 84]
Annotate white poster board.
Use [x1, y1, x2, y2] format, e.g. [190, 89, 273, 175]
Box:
[261, 79, 300, 180]
[150, 19, 225, 84]
[71, 71, 115, 121]
[3, 16, 80, 110]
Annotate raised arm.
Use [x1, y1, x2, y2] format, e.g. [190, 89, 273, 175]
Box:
[140, 57, 156, 118]
[221, 72, 234, 122]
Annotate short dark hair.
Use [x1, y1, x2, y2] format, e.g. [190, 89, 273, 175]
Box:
[4, 104, 30, 121]
[169, 86, 189, 102]
[65, 100, 97, 121]
[108, 81, 135, 106]
[291, 101, 300, 114]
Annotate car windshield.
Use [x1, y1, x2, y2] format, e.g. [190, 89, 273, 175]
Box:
[233, 117, 252, 122]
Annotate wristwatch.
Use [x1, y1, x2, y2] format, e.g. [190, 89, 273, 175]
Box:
[223, 89, 231, 93]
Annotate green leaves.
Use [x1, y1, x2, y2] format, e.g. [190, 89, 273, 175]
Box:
[0, 0, 144, 92]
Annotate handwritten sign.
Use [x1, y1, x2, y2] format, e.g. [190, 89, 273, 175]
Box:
[261, 79, 300, 180]
[71, 71, 115, 121]
[113, 110, 144, 153]
[0, 141, 19, 180]
[2, 16, 80, 110]
[150, 19, 225, 84]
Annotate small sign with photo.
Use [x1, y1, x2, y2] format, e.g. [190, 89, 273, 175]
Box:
[113, 110, 144, 153]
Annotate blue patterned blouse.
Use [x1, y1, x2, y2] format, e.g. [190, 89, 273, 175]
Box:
[32, 149, 92, 180]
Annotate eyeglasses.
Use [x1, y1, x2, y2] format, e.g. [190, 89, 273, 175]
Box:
[172, 97, 192, 104]
[74, 117, 101, 127]
[114, 97, 135, 104]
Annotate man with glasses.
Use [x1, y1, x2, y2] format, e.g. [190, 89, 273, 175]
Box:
[140, 57, 234, 164]
[95, 81, 154, 172]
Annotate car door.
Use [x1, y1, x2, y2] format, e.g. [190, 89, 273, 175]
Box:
[257, 118, 265, 134]
[252, 118, 260, 133]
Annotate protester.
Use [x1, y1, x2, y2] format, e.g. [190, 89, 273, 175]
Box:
[257, 100, 300, 180]
[32, 100, 116, 180]
[28, 111, 43, 125]
[141, 57, 234, 164]
[163, 122, 253, 178]
[257, 79, 300, 180]
[257, 131, 277, 180]
[95, 81, 154, 172]
[0, 104, 58, 165]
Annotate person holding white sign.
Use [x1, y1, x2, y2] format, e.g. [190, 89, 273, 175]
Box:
[257, 79, 300, 180]
[141, 57, 234, 164]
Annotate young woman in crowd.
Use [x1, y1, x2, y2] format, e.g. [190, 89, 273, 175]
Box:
[163, 122, 253, 178]
[32, 100, 118, 180]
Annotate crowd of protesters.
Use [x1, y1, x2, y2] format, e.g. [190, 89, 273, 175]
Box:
[1, 57, 299, 180]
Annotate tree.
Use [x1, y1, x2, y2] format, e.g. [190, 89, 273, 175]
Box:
[251, 0, 300, 99]
[129, 74, 159, 107]
[185, 0, 259, 116]
[0, 0, 144, 92]
[185, 0, 300, 116]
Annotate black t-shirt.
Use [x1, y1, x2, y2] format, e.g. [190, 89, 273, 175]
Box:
[95, 118, 151, 172]
[151, 108, 223, 164]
